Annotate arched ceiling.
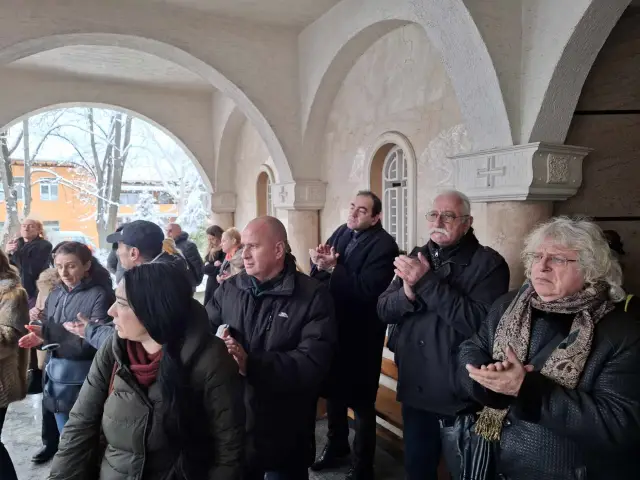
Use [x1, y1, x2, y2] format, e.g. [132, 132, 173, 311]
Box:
[7, 46, 211, 91]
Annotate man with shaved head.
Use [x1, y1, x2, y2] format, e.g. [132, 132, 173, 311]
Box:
[206, 216, 336, 480]
[377, 190, 509, 479]
[166, 222, 204, 289]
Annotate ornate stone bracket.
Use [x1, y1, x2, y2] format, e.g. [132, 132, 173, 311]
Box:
[450, 142, 592, 202]
[210, 191, 236, 213]
[271, 181, 326, 210]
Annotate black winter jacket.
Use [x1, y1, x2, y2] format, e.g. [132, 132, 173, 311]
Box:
[456, 291, 640, 480]
[9, 236, 53, 300]
[204, 249, 225, 306]
[49, 302, 245, 480]
[175, 232, 204, 288]
[311, 222, 397, 405]
[377, 230, 509, 414]
[206, 256, 336, 470]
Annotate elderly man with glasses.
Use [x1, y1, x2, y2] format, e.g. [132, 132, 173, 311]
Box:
[377, 189, 510, 480]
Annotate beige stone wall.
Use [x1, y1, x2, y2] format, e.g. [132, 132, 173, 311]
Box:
[233, 120, 271, 231]
[319, 24, 470, 245]
[556, 9, 640, 292]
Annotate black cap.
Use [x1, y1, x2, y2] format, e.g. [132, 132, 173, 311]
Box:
[603, 230, 625, 256]
[106, 220, 164, 258]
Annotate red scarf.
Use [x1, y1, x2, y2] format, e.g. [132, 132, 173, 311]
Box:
[126, 341, 163, 388]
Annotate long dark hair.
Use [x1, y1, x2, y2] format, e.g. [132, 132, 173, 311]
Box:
[52, 241, 113, 290]
[122, 262, 203, 479]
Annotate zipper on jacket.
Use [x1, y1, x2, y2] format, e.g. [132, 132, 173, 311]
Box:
[266, 313, 274, 331]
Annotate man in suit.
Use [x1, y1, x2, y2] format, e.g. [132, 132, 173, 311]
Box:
[310, 190, 398, 480]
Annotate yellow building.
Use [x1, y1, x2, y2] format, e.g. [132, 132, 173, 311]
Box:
[0, 160, 179, 246]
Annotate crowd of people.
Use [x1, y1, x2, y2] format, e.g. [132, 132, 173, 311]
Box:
[1, 189, 640, 480]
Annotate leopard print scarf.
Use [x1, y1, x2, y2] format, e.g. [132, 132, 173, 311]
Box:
[474, 282, 614, 442]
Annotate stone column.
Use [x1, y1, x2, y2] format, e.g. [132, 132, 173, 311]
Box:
[271, 180, 326, 274]
[210, 192, 236, 230]
[452, 142, 591, 288]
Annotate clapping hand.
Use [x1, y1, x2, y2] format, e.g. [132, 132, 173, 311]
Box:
[19, 324, 44, 349]
[466, 346, 534, 396]
[63, 313, 89, 338]
[314, 244, 339, 271]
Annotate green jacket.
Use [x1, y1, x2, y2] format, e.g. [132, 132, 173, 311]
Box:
[49, 303, 245, 480]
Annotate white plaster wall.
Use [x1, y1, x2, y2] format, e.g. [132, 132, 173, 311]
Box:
[233, 120, 272, 231]
[299, 0, 511, 159]
[0, 68, 215, 190]
[319, 25, 471, 245]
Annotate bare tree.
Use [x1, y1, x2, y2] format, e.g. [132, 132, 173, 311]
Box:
[21, 111, 68, 218]
[52, 108, 133, 247]
[0, 128, 24, 245]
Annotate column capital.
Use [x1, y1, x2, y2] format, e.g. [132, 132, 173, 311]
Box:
[210, 191, 236, 213]
[451, 142, 592, 203]
[272, 180, 326, 211]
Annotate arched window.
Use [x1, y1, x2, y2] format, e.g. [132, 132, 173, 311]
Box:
[256, 169, 274, 217]
[382, 146, 409, 252]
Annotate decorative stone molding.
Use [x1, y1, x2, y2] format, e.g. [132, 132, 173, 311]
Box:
[450, 142, 592, 202]
[210, 191, 236, 213]
[271, 181, 327, 210]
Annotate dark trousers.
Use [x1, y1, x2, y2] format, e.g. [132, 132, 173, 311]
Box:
[402, 404, 456, 480]
[326, 398, 377, 469]
[42, 398, 60, 451]
[0, 406, 18, 480]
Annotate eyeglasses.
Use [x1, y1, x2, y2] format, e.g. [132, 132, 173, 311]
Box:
[525, 253, 578, 267]
[425, 211, 469, 224]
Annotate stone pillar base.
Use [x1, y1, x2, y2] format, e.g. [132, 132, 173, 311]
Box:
[474, 201, 553, 288]
[279, 209, 319, 274]
[211, 212, 234, 230]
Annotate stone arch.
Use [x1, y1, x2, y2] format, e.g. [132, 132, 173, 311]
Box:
[215, 106, 246, 193]
[365, 132, 417, 251]
[256, 164, 275, 217]
[0, 33, 294, 184]
[301, 0, 512, 165]
[0, 101, 213, 193]
[527, 0, 632, 143]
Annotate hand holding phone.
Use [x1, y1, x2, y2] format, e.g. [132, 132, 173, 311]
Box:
[216, 324, 230, 339]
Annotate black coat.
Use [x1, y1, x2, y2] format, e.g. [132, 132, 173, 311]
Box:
[311, 222, 397, 406]
[9, 236, 52, 300]
[204, 249, 226, 306]
[175, 232, 205, 287]
[456, 291, 640, 479]
[377, 230, 509, 415]
[206, 256, 336, 471]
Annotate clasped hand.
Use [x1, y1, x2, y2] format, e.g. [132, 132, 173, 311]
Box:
[466, 346, 534, 396]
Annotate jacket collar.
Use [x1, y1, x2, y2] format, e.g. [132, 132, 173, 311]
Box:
[423, 228, 479, 267]
[176, 232, 189, 243]
[235, 254, 297, 297]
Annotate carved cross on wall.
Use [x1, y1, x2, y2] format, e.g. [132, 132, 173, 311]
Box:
[477, 156, 506, 187]
[279, 185, 288, 203]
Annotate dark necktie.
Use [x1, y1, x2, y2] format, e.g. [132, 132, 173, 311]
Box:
[344, 231, 359, 259]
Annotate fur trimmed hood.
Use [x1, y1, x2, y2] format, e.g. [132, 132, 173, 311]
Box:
[36, 267, 62, 298]
[0, 271, 21, 295]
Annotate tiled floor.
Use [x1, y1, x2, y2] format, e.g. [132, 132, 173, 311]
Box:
[4, 395, 404, 479]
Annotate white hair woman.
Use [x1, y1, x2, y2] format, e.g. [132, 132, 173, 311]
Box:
[455, 216, 640, 479]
